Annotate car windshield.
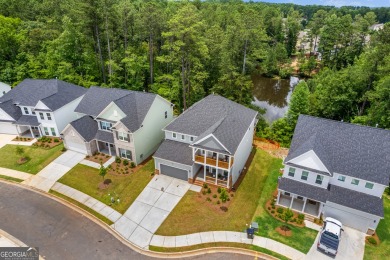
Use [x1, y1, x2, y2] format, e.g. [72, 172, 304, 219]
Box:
[323, 231, 339, 240]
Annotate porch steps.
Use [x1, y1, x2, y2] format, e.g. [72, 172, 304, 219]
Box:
[192, 180, 204, 187]
[304, 214, 316, 222]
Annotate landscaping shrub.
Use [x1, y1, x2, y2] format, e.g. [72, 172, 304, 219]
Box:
[217, 187, 222, 193]
[130, 162, 135, 168]
[103, 179, 112, 185]
[227, 197, 230, 201]
[271, 200, 275, 206]
[220, 206, 228, 212]
[291, 218, 296, 222]
[86, 155, 90, 158]
[271, 210, 275, 214]
[282, 209, 294, 223]
[202, 190, 207, 195]
[123, 160, 129, 166]
[207, 188, 211, 194]
[206, 197, 211, 202]
[277, 207, 284, 214]
[367, 237, 377, 245]
[115, 157, 121, 163]
[203, 183, 208, 189]
[54, 138, 59, 142]
[230, 193, 234, 197]
[105, 155, 109, 158]
[217, 200, 220, 204]
[219, 188, 228, 203]
[280, 225, 291, 232]
[213, 194, 217, 198]
[298, 214, 305, 220]
[297, 219, 303, 225]
[385, 187, 390, 195]
[271, 205, 275, 209]
[61, 147, 67, 152]
[267, 206, 271, 210]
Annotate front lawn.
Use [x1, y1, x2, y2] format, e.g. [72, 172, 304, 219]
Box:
[364, 195, 390, 260]
[57, 160, 155, 214]
[156, 149, 281, 235]
[0, 144, 64, 174]
[252, 154, 317, 253]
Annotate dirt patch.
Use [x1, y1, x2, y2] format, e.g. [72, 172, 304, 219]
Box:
[276, 226, 292, 237]
[33, 136, 63, 149]
[12, 137, 33, 142]
[195, 184, 234, 213]
[253, 138, 289, 160]
[86, 152, 111, 164]
[17, 157, 29, 165]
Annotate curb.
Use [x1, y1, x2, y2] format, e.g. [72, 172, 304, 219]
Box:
[0, 179, 278, 259]
[0, 229, 27, 247]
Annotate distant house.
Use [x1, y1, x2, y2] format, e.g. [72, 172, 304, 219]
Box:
[277, 115, 389, 233]
[0, 82, 11, 97]
[61, 87, 173, 165]
[369, 23, 384, 31]
[153, 94, 258, 189]
[0, 79, 86, 137]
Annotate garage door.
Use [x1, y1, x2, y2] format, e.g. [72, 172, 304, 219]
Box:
[0, 122, 18, 134]
[160, 164, 188, 181]
[324, 206, 370, 232]
[65, 139, 88, 154]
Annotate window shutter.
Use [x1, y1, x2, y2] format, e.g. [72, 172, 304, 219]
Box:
[126, 133, 130, 142]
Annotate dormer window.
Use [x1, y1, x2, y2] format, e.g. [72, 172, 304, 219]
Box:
[23, 107, 29, 114]
[100, 121, 112, 131]
[288, 167, 295, 177]
[315, 175, 324, 185]
[165, 111, 167, 119]
[181, 135, 185, 140]
[190, 136, 194, 142]
[46, 113, 52, 120]
[172, 132, 177, 139]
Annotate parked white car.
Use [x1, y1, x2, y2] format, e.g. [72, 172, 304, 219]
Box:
[317, 217, 344, 257]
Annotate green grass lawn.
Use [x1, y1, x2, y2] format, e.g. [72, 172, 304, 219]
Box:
[364, 195, 390, 260]
[252, 154, 317, 253]
[0, 144, 64, 174]
[156, 149, 283, 235]
[57, 160, 155, 214]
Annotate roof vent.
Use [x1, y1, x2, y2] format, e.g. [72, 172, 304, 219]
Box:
[375, 123, 378, 128]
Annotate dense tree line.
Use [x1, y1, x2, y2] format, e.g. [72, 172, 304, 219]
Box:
[0, 0, 389, 146]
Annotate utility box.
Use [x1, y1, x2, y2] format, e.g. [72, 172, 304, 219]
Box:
[246, 227, 255, 239]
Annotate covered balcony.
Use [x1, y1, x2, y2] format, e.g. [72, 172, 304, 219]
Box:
[194, 149, 233, 169]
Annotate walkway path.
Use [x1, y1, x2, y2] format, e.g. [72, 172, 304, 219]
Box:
[150, 232, 305, 260]
[80, 156, 115, 169]
[22, 150, 85, 191]
[51, 182, 122, 222]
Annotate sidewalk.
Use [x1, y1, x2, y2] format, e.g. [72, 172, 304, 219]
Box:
[0, 167, 33, 181]
[150, 231, 305, 260]
[0, 229, 27, 247]
[52, 182, 122, 223]
[80, 156, 115, 169]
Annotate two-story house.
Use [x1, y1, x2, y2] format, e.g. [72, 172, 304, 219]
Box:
[153, 94, 258, 189]
[61, 87, 173, 165]
[277, 115, 389, 233]
[0, 79, 86, 137]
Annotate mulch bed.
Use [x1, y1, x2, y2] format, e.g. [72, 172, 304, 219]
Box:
[17, 157, 29, 165]
[276, 226, 292, 237]
[366, 233, 381, 246]
[86, 152, 112, 164]
[265, 199, 305, 227]
[32, 136, 63, 149]
[12, 137, 33, 142]
[195, 184, 234, 213]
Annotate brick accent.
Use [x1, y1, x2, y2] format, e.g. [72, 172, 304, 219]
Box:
[155, 169, 160, 174]
[188, 178, 193, 184]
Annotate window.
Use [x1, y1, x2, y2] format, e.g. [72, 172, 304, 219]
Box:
[39, 113, 44, 120]
[100, 121, 112, 131]
[201, 149, 205, 155]
[351, 179, 360, 185]
[181, 134, 185, 140]
[297, 196, 304, 200]
[301, 171, 309, 181]
[172, 132, 177, 138]
[190, 136, 194, 142]
[338, 175, 346, 182]
[120, 149, 132, 160]
[23, 107, 29, 114]
[284, 192, 290, 196]
[118, 131, 129, 142]
[50, 127, 56, 136]
[43, 127, 49, 136]
[288, 167, 295, 177]
[315, 175, 323, 185]
[46, 113, 52, 120]
[164, 111, 167, 119]
[365, 182, 374, 189]
[32, 110, 36, 115]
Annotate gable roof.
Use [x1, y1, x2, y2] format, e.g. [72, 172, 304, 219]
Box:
[0, 100, 21, 121]
[165, 95, 258, 154]
[0, 79, 86, 111]
[154, 139, 194, 166]
[286, 115, 390, 185]
[68, 115, 98, 142]
[74, 87, 157, 132]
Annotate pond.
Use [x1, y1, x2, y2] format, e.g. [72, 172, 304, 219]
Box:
[251, 74, 299, 123]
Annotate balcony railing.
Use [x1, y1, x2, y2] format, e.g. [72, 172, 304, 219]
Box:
[195, 155, 233, 169]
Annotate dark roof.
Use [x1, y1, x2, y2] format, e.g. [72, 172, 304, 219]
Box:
[13, 115, 40, 126]
[74, 87, 157, 132]
[285, 115, 390, 185]
[95, 130, 114, 143]
[328, 185, 384, 217]
[0, 79, 86, 111]
[165, 95, 258, 154]
[68, 116, 98, 142]
[0, 100, 21, 121]
[153, 139, 194, 166]
[278, 177, 329, 203]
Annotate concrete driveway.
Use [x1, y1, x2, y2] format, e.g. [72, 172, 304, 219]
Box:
[23, 150, 85, 192]
[113, 175, 191, 249]
[305, 226, 365, 260]
[0, 134, 16, 148]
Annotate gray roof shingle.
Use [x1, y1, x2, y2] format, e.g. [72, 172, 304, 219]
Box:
[285, 115, 390, 185]
[14, 115, 40, 126]
[68, 116, 98, 142]
[165, 95, 258, 154]
[0, 79, 86, 111]
[0, 100, 21, 121]
[278, 177, 329, 203]
[95, 130, 114, 143]
[75, 87, 157, 132]
[154, 139, 194, 166]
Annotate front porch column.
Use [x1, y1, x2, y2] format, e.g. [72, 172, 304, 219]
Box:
[96, 140, 100, 152]
[203, 165, 206, 180]
[215, 153, 219, 185]
[302, 198, 308, 213]
[16, 125, 20, 136]
[37, 127, 43, 137]
[29, 126, 33, 137]
[289, 196, 294, 209]
[277, 190, 281, 204]
[227, 170, 230, 189]
[228, 155, 232, 169]
[108, 144, 112, 156]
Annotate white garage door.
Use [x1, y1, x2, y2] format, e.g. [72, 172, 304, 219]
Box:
[65, 139, 88, 154]
[0, 122, 18, 134]
[323, 206, 370, 232]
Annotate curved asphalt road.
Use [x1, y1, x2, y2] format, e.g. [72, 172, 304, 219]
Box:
[0, 182, 254, 260]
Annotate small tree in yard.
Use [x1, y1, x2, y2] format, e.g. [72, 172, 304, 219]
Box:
[219, 188, 229, 203]
[16, 147, 24, 157]
[99, 165, 107, 181]
[281, 209, 294, 235]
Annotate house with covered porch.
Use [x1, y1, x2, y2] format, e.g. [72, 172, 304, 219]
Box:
[0, 79, 86, 137]
[61, 86, 173, 164]
[277, 115, 389, 233]
[153, 94, 258, 189]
